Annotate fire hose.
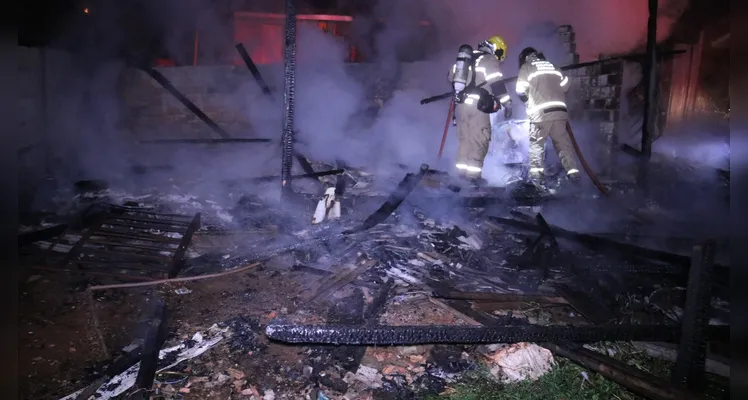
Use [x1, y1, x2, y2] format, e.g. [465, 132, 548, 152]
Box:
[564, 121, 652, 223]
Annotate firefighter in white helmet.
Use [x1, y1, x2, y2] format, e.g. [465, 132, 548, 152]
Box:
[447, 35, 513, 185]
[515, 47, 580, 194]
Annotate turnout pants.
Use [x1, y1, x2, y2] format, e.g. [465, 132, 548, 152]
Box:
[528, 119, 580, 180]
[455, 103, 492, 178]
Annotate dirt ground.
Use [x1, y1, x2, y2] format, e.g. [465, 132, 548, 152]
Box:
[19, 257, 308, 399]
[20, 250, 478, 400]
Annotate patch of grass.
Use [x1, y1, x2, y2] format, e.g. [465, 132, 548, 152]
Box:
[429, 360, 642, 400]
[428, 343, 729, 400]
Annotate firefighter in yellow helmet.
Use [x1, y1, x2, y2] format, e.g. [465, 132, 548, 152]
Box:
[447, 35, 512, 185]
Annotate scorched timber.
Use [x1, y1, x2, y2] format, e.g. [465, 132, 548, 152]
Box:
[265, 324, 729, 346]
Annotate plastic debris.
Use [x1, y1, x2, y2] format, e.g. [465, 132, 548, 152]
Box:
[312, 187, 341, 224]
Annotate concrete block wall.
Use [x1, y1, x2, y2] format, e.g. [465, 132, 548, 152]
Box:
[119, 62, 399, 139]
[558, 25, 624, 177]
[119, 65, 269, 139]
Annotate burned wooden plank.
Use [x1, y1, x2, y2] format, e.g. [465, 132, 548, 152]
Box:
[291, 264, 334, 276]
[432, 291, 567, 304]
[487, 216, 729, 270]
[309, 260, 378, 302]
[134, 298, 169, 392]
[473, 301, 567, 312]
[672, 240, 718, 390]
[57, 214, 109, 267]
[73, 376, 107, 400]
[87, 238, 176, 253]
[138, 66, 231, 139]
[30, 266, 158, 281]
[343, 164, 429, 234]
[108, 205, 194, 221]
[363, 279, 394, 323]
[265, 323, 729, 346]
[103, 219, 189, 232]
[139, 138, 271, 144]
[634, 342, 730, 378]
[554, 283, 613, 324]
[235, 43, 273, 95]
[92, 230, 182, 244]
[107, 212, 191, 225]
[248, 168, 345, 183]
[544, 342, 706, 400]
[167, 213, 201, 278]
[77, 248, 172, 263]
[74, 260, 169, 272]
[18, 224, 68, 247]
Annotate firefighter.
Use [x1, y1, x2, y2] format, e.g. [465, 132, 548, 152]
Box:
[515, 47, 580, 194]
[447, 36, 512, 185]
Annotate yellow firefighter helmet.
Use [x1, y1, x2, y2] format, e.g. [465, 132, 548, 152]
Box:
[481, 35, 508, 61]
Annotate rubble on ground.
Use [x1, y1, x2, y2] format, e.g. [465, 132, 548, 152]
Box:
[19, 163, 730, 399]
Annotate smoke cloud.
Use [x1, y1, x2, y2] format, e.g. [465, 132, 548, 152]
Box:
[26, 0, 718, 238]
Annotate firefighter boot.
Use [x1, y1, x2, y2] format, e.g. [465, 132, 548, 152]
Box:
[527, 169, 555, 198]
[554, 169, 582, 195]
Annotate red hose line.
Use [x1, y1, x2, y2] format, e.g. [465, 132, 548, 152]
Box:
[564, 122, 652, 223]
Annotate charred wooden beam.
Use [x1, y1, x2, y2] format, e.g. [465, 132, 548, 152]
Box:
[265, 323, 728, 346]
[280, 0, 298, 198]
[168, 213, 201, 278]
[672, 240, 718, 390]
[343, 164, 429, 234]
[555, 284, 613, 324]
[18, 224, 67, 247]
[641, 0, 659, 159]
[134, 298, 168, 392]
[138, 66, 231, 139]
[247, 168, 345, 183]
[432, 291, 567, 304]
[139, 138, 271, 144]
[544, 342, 706, 400]
[235, 43, 273, 96]
[308, 260, 378, 302]
[487, 216, 728, 270]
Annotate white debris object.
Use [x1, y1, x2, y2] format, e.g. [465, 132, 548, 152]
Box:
[312, 187, 341, 224]
[457, 235, 483, 250]
[352, 365, 383, 388]
[59, 324, 228, 400]
[485, 342, 555, 383]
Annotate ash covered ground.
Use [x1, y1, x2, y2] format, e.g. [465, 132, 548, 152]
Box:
[18, 154, 730, 399]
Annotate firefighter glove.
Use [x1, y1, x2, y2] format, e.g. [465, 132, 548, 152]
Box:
[504, 106, 513, 119]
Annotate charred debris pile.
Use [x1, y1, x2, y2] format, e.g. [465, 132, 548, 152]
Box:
[20, 158, 730, 399]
